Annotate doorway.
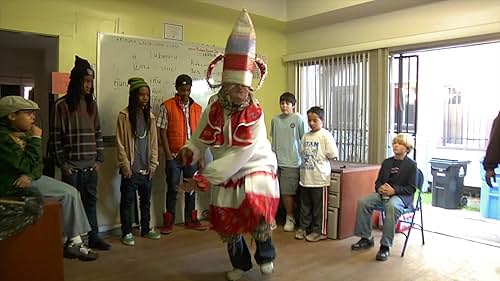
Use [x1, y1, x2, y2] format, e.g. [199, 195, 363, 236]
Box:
[0, 29, 58, 175]
[389, 41, 500, 246]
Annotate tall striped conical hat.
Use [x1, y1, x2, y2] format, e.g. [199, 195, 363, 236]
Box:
[206, 9, 267, 91]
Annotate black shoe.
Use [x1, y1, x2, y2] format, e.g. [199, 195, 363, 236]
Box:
[376, 245, 390, 261]
[64, 241, 98, 261]
[351, 237, 374, 250]
[89, 237, 112, 251]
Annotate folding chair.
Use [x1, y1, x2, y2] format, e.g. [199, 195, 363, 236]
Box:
[376, 168, 425, 257]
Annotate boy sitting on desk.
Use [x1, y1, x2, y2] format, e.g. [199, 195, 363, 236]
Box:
[0, 96, 98, 261]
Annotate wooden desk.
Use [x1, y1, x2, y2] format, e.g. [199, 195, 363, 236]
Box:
[330, 161, 380, 239]
[0, 198, 63, 281]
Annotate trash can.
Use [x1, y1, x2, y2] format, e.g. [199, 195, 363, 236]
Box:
[479, 163, 500, 220]
[430, 158, 471, 209]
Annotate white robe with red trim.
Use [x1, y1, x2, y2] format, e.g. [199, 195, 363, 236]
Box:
[185, 97, 279, 236]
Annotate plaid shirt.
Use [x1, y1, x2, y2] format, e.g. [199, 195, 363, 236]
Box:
[50, 97, 104, 169]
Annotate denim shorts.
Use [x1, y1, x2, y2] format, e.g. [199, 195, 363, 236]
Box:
[278, 167, 300, 195]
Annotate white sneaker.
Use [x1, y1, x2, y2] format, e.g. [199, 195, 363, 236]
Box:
[295, 228, 306, 240]
[283, 216, 295, 232]
[226, 268, 245, 281]
[260, 262, 274, 275]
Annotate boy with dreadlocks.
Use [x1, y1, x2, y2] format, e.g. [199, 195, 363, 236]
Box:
[116, 77, 161, 246]
[177, 9, 279, 281]
[51, 55, 111, 251]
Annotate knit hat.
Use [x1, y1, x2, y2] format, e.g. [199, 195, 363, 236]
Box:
[175, 74, 192, 88]
[70, 55, 94, 80]
[206, 9, 267, 91]
[0, 96, 39, 117]
[128, 77, 150, 93]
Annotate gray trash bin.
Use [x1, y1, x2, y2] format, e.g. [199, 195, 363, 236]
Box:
[430, 158, 471, 209]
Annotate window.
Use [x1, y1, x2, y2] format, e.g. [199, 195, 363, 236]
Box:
[290, 52, 370, 163]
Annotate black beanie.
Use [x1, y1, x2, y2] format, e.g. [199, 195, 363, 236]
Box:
[70, 55, 94, 80]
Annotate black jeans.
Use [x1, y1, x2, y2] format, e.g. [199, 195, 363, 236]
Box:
[119, 173, 152, 236]
[62, 168, 99, 241]
[227, 236, 276, 271]
[165, 159, 197, 221]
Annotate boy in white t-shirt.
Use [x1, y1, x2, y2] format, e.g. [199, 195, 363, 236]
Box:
[271, 92, 306, 232]
[296, 106, 339, 242]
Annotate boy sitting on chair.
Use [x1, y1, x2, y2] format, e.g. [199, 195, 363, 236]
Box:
[351, 133, 417, 261]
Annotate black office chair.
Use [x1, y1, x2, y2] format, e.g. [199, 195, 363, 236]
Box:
[377, 168, 425, 257]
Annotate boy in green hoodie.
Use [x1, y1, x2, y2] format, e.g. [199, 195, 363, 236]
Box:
[0, 95, 98, 261]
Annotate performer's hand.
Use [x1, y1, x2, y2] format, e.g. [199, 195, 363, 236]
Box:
[486, 169, 496, 187]
[177, 178, 198, 192]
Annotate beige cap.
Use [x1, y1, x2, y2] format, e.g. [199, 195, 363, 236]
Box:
[0, 96, 39, 117]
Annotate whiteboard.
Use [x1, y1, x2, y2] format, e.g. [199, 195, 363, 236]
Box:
[96, 33, 224, 137]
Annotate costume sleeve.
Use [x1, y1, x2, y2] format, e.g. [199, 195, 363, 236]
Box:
[484, 112, 500, 170]
[202, 116, 267, 185]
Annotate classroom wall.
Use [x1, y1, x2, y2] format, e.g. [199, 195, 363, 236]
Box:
[0, 0, 287, 230]
[285, 0, 500, 59]
[0, 0, 286, 125]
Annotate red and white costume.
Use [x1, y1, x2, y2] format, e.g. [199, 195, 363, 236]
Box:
[185, 96, 279, 237]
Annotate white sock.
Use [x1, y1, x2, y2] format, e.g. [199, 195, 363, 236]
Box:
[70, 235, 83, 245]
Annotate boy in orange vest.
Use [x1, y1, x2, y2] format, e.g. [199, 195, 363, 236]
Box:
[156, 74, 207, 234]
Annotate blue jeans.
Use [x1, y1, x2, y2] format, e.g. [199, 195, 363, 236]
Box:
[165, 159, 197, 221]
[32, 175, 91, 238]
[120, 173, 152, 236]
[62, 168, 99, 241]
[354, 192, 405, 247]
[227, 236, 276, 271]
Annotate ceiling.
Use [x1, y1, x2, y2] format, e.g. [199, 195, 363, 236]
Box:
[197, 0, 444, 32]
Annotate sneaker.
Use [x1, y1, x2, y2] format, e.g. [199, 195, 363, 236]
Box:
[295, 228, 306, 240]
[283, 216, 295, 232]
[351, 237, 374, 250]
[305, 232, 327, 242]
[88, 237, 112, 251]
[121, 233, 135, 246]
[64, 241, 98, 261]
[142, 230, 161, 240]
[260, 262, 274, 275]
[226, 268, 245, 281]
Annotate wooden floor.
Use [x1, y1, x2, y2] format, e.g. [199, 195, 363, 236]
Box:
[64, 224, 500, 281]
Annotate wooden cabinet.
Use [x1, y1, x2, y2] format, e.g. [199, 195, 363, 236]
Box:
[328, 161, 380, 239]
[0, 199, 63, 281]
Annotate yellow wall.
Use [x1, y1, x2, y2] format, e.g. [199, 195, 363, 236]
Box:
[0, 0, 287, 125]
[285, 0, 500, 60]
